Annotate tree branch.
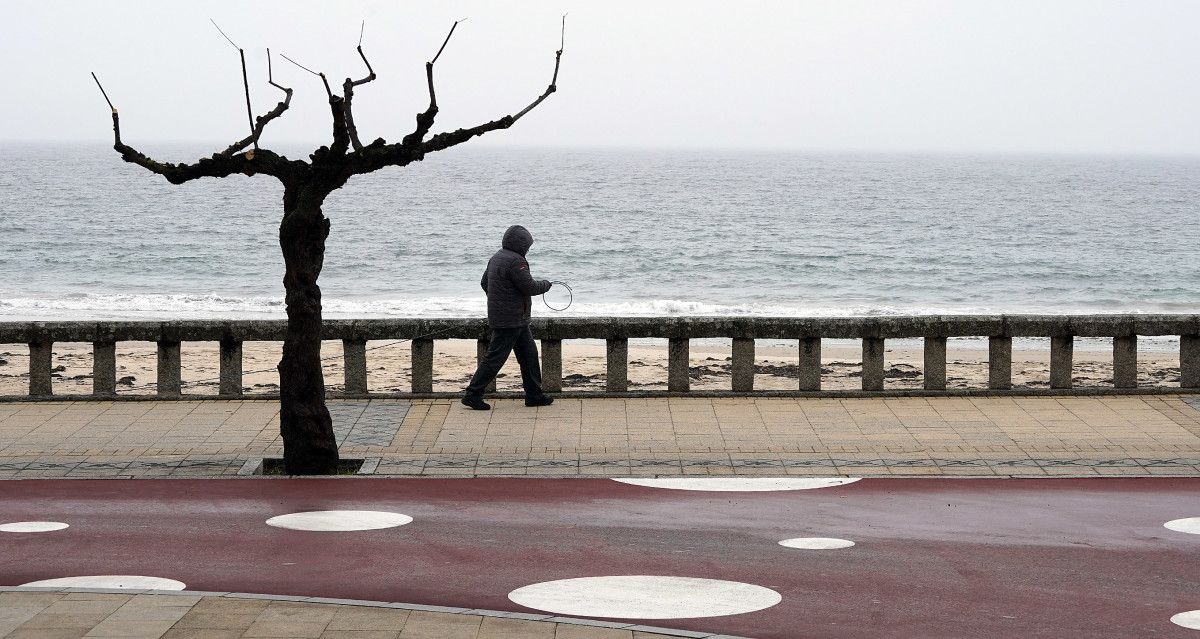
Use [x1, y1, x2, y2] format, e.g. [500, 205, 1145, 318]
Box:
[346, 17, 566, 177]
[221, 49, 294, 157]
[419, 16, 565, 154]
[239, 49, 256, 146]
[280, 53, 333, 99]
[342, 39, 377, 152]
[209, 20, 256, 145]
[278, 52, 346, 155]
[117, 143, 292, 184]
[91, 72, 294, 184]
[401, 19, 464, 147]
[91, 71, 120, 143]
[327, 95, 350, 156]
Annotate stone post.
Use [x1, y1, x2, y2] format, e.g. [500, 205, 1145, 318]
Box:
[923, 336, 947, 391]
[157, 340, 181, 398]
[668, 338, 690, 392]
[606, 338, 628, 392]
[477, 339, 497, 393]
[1050, 336, 1074, 390]
[732, 338, 755, 392]
[988, 336, 1012, 390]
[798, 337, 821, 391]
[1113, 335, 1137, 389]
[411, 338, 434, 393]
[219, 339, 243, 397]
[342, 339, 368, 395]
[1182, 335, 1200, 390]
[861, 337, 884, 391]
[28, 341, 53, 396]
[92, 341, 117, 396]
[542, 339, 562, 393]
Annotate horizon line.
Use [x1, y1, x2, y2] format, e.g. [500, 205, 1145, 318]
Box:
[3, 139, 1199, 159]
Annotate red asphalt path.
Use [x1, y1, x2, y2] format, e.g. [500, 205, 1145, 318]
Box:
[0, 477, 1197, 638]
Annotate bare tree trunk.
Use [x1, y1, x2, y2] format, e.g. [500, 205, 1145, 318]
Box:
[277, 188, 338, 475]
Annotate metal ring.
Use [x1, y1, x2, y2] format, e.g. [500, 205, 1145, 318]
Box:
[543, 281, 573, 311]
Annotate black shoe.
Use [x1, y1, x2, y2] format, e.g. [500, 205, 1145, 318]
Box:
[525, 395, 554, 407]
[461, 396, 491, 410]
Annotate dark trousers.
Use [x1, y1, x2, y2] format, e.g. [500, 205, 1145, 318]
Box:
[465, 325, 545, 399]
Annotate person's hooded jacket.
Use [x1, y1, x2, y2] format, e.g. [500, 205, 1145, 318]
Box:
[480, 225, 552, 328]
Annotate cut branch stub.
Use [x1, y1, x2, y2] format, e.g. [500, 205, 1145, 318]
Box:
[90, 72, 121, 144]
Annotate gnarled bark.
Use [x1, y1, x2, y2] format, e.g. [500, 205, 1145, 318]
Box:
[277, 187, 337, 474]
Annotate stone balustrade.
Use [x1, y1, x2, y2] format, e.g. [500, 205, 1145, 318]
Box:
[1, 315, 1198, 398]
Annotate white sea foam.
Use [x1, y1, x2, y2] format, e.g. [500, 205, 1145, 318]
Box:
[1, 293, 1175, 321]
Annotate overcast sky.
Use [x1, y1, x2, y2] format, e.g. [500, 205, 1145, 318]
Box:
[1, 0, 1197, 154]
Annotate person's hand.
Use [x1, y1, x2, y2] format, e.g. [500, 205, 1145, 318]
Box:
[543, 280, 553, 290]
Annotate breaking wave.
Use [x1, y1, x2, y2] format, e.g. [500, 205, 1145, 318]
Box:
[0, 292, 1181, 322]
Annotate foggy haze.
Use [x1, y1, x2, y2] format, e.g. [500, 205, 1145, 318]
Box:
[1, 0, 1197, 155]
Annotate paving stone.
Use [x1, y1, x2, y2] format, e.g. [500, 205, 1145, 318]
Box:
[161, 626, 246, 638]
[552, 625, 635, 638]
[398, 611, 482, 638]
[325, 606, 410, 631]
[170, 610, 261, 630]
[1, 396, 1198, 477]
[477, 615, 557, 638]
[6, 627, 97, 639]
[83, 617, 180, 637]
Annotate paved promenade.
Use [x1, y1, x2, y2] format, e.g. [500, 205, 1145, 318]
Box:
[0, 590, 699, 638]
[0, 395, 1198, 478]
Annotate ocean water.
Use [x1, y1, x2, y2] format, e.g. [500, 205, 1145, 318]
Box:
[1, 143, 1197, 323]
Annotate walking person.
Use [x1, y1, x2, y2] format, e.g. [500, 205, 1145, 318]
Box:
[462, 225, 555, 410]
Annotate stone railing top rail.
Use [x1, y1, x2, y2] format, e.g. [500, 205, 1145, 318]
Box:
[2, 314, 1199, 343]
[4, 314, 1200, 398]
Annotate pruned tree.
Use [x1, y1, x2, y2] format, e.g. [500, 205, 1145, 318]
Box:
[93, 19, 565, 474]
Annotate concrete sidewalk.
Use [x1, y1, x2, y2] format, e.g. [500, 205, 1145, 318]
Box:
[0, 395, 1198, 478]
[0, 590, 707, 639]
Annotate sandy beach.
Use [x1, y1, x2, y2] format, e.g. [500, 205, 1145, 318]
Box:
[0, 339, 1183, 396]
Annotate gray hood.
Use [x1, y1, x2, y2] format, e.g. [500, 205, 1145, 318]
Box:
[501, 225, 533, 256]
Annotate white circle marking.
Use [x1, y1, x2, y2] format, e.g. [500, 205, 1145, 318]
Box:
[508, 575, 781, 619]
[779, 537, 856, 550]
[612, 477, 860, 492]
[0, 521, 69, 533]
[265, 510, 412, 531]
[20, 575, 185, 590]
[1171, 610, 1200, 630]
[1164, 518, 1200, 535]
